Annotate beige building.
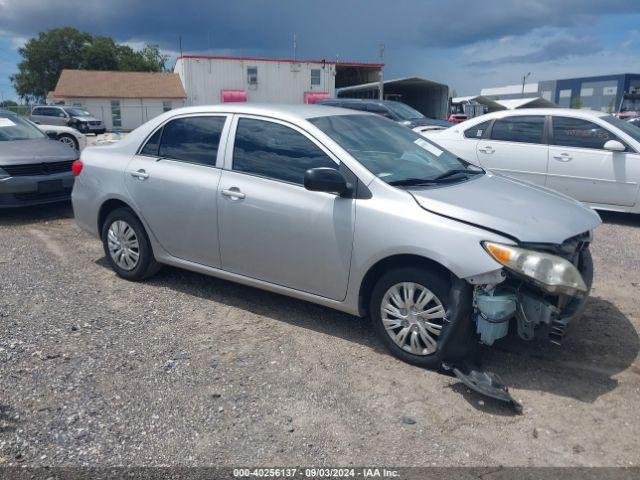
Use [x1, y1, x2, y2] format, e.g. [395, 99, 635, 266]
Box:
[47, 70, 187, 131]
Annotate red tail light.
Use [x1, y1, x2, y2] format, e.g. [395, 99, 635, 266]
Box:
[72, 159, 83, 176]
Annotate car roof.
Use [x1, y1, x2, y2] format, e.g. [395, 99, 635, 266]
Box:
[472, 108, 610, 121]
[155, 103, 370, 121]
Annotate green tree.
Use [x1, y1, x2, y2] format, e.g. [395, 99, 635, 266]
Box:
[571, 96, 582, 109]
[82, 36, 120, 71]
[11, 27, 91, 102]
[10, 27, 169, 102]
[0, 100, 18, 108]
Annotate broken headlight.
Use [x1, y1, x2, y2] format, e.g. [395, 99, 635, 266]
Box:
[482, 241, 588, 296]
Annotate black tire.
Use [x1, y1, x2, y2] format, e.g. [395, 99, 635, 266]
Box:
[57, 133, 79, 151]
[101, 208, 161, 281]
[369, 267, 458, 368]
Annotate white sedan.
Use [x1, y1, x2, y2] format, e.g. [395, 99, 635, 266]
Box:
[35, 123, 87, 151]
[422, 108, 640, 214]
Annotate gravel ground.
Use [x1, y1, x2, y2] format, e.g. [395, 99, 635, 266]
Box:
[0, 203, 638, 467]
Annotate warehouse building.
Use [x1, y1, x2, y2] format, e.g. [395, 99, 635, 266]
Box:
[48, 70, 187, 131]
[174, 55, 383, 106]
[337, 77, 450, 120]
[480, 73, 640, 113]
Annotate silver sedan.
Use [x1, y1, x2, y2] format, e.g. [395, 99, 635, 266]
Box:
[72, 104, 600, 367]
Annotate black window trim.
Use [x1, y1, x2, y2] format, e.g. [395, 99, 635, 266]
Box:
[227, 114, 343, 190]
[485, 114, 548, 145]
[548, 115, 632, 153]
[135, 113, 230, 169]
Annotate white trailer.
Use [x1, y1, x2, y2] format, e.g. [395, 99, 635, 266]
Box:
[174, 55, 383, 106]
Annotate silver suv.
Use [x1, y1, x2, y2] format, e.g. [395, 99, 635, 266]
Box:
[30, 105, 106, 134]
[71, 105, 601, 367]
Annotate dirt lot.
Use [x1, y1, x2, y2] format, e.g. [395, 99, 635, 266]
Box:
[0, 203, 638, 467]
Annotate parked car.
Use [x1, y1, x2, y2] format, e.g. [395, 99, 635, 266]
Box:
[30, 105, 106, 134]
[422, 108, 640, 214]
[0, 109, 78, 208]
[316, 98, 453, 131]
[35, 122, 87, 151]
[72, 105, 600, 368]
[627, 117, 640, 129]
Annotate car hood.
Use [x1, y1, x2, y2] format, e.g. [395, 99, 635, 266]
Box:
[408, 118, 455, 128]
[408, 172, 601, 244]
[0, 139, 78, 165]
[72, 115, 100, 122]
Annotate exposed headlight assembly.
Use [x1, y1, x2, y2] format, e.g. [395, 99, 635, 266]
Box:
[482, 241, 587, 295]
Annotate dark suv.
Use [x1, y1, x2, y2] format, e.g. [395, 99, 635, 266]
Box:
[316, 98, 453, 131]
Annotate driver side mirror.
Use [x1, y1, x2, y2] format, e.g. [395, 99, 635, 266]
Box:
[45, 131, 57, 140]
[304, 167, 352, 196]
[604, 140, 626, 152]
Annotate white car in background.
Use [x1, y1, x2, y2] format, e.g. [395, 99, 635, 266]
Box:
[422, 108, 640, 214]
[35, 123, 87, 151]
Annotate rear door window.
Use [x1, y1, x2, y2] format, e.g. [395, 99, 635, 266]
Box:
[464, 120, 491, 139]
[490, 116, 545, 144]
[551, 116, 618, 150]
[140, 128, 163, 156]
[158, 116, 226, 166]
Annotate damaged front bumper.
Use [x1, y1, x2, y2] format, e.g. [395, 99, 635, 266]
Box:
[466, 232, 594, 347]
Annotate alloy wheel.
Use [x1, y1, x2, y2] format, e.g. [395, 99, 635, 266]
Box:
[59, 136, 77, 150]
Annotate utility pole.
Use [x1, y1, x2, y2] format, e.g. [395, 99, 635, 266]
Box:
[378, 44, 385, 100]
[293, 33, 297, 61]
[522, 72, 531, 96]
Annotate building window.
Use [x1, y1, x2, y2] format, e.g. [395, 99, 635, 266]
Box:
[247, 67, 258, 85]
[311, 69, 321, 86]
[580, 87, 594, 97]
[603, 86, 617, 96]
[559, 89, 571, 98]
[162, 100, 172, 112]
[541, 91, 552, 101]
[110, 100, 121, 128]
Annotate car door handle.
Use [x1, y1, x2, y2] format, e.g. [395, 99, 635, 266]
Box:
[478, 146, 494, 154]
[130, 169, 149, 180]
[221, 188, 246, 199]
[553, 153, 572, 161]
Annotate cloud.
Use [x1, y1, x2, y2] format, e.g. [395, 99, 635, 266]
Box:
[467, 36, 602, 68]
[1, 0, 640, 99]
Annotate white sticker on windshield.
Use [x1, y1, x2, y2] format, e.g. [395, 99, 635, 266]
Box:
[0, 118, 16, 128]
[414, 138, 442, 156]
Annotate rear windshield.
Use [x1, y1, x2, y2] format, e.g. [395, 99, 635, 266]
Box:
[0, 114, 46, 141]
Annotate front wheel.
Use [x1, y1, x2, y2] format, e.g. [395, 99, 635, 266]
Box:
[57, 133, 79, 151]
[101, 208, 161, 281]
[370, 267, 453, 368]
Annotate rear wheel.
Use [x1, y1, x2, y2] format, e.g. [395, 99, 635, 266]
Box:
[370, 267, 452, 368]
[101, 208, 161, 280]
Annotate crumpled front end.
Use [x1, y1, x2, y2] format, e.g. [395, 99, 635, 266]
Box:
[466, 231, 594, 346]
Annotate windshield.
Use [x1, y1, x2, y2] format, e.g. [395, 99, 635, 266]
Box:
[603, 116, 640, 144]
[64, 108, 92, 117]
[0, 113, 46, 141]
[309, 114, 471, 185]
[383, 102, 425, 120]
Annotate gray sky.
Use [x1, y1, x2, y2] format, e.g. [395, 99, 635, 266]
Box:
[2, 0, 640, 100]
